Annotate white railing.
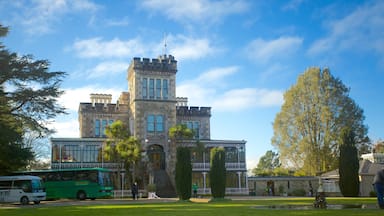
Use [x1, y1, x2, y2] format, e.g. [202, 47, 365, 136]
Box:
[51, 162, 123, 170]
[192, 162, 246, 170]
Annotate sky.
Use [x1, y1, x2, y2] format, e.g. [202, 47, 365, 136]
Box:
[1, 0, 384, 171]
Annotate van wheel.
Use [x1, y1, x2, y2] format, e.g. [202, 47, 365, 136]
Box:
[20, 196, 29, 205]
[77, 191, 86, 200]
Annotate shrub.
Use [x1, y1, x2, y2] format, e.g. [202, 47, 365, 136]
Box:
[175, 147, 192, 200]
[210, 147, 226, 198]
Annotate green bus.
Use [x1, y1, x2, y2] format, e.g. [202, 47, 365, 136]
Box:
[16, 168, 113, 200]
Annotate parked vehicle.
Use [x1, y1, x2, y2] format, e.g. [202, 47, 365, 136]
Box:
[0, 175, 46, 205]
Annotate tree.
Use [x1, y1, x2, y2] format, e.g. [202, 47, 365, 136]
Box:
[272, 67, 368, 175]
[169, 124, 194, 140]
[373, 140, 384, 153]
[210, 147, 226, 199]
[252, 150, 281, 176]
[175, 147, 192, 200]
[169, 124, 194, 191]
[339, 127, 359, 197]
[0, 24, 66, 174]
[104, 120, 141, 183]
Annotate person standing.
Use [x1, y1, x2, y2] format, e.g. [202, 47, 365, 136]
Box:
[373, 168, 384, 209]
[192, 183, 198, 198]
[131, 182, 138, 200]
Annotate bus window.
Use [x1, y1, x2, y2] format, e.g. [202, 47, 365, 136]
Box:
[0, 180, 11, 189]
[14, 180, 32, 193]
[61, 171, 74, 181]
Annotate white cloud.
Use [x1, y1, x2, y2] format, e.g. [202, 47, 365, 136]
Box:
[245, 36, 303, 63]
[177, 66, 283, 111]
[59, 86, 122, 111]
[196, 66, 239, 82]
[15, 0, 100, 35]
[167, 35, 219, 60]
[140, 0, 248, 23]
[50, 119, 79, 138]
[308, 1, 384, 56]
[71, 34, 219, 61]
[212, 88, 283, 111]
[72, 37, 146, 59]
[282, 0, 305, 11]
[86, 61, 129, 79]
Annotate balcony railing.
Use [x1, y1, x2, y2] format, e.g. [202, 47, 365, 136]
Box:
[51, 162, 247, 171]
[51, 162, 123, 170]
[192, 162, 246, 171]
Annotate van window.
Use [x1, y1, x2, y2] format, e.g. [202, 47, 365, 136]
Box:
[0, 181, 12, 190]
[14, 180, 32, 192]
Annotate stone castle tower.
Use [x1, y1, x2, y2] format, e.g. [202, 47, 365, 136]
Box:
[127, 55, 178, 189]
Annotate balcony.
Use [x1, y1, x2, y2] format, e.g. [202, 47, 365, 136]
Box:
[192, 162, 246, 171]
[51, 162, 123, 170]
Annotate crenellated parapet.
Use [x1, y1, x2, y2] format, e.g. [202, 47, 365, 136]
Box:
[176, 106, 211, 117]
[131, 54, 177, 73]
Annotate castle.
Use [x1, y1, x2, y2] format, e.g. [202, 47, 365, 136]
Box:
[51, 55, 248, 197]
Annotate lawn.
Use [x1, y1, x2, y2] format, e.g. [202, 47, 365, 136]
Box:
[0, 197, 381, 216]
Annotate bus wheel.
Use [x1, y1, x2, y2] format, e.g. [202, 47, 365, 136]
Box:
[77, 191, 87, 200]
[20, 196, 29, 205]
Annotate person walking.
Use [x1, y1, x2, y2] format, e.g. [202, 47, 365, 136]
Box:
[373, 168, 384, 209]
[131, 182, 138, 200]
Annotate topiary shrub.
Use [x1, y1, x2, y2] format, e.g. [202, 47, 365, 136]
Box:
[210, 147, 226, 198]
[175, 147, 192, 200]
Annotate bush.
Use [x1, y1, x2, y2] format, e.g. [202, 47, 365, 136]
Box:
[210, 147, 226, 198]
[175, 147, 192, 200]
[291, 188, 306, 196]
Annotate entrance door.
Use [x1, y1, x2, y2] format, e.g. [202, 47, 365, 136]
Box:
[147, 145, 165, 170]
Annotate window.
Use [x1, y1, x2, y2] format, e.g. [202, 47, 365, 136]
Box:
[156, 79, 161, 99]
[184, 121, 200, 139]
[83, 145, 99, 162]
[142, 78, 148, 99]
[101, 120, 107, 137]
[163, 79, 168, 99]
[147, 114, 164, 133]
[156, 115, 164, 132]
[147, 115, 155, 132]
[149, 79, 154, 99]
[95, 119, 100, 137]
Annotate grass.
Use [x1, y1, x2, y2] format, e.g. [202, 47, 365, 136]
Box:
[0, 197, 381, 216]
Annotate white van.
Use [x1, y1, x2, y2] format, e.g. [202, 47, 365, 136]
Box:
[0, 175, 46, 205]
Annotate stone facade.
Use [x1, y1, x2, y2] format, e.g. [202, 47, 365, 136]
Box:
[51, 55, 248, 196]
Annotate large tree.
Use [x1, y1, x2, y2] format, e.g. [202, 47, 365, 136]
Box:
[271, 67, 368, 175]
[0, 24, 66, 174]
[104, 120, 141, 183]
[252, 150, 281, 176]
[339, 127, 359, 197]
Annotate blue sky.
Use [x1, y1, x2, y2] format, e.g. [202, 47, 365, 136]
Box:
[1, 0, 383, 170]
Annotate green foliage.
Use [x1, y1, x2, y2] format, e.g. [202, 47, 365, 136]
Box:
[210, 147, 226, 198]
[373, 141, 384, 153]
[104, 120, 141, 175]
[0, 24, 65, 173]
[175, 147, 192, 200]
[290, 188, 306, 196]
[272, 67, 368, 175]
[339, 127, 359, 197]
[252, 150, 281, 176]
[169, 124, 194, 140]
